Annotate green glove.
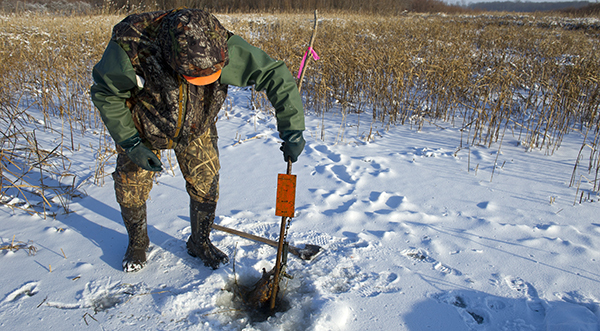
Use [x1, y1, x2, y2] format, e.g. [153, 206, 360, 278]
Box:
[119, 134, 162, 172]
[279, 130, 305, 163]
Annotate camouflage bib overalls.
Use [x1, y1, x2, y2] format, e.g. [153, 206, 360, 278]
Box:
[110, 10, 229, 207]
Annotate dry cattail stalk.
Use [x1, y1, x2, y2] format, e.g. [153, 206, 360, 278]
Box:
[1, 11, 598, 206]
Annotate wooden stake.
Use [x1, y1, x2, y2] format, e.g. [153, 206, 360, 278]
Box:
[297, 10, 319, 94]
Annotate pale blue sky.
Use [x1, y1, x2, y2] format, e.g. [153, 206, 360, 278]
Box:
[445, 0, 596, 4]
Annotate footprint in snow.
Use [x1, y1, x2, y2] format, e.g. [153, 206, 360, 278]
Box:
[435, 290, 545, 330]
[357, 271, 401, 298]
[436, 287, 599, 331]
[435, 292, 491, 329]
[311, 163, 356, 185]
[368, 191, 405, 212]
[401, 248, 462, 276]
[330, 165, 356, 184]
[505, 276, 546, 318]
[319, 264, 400, 298]
[313, 144, 342, 163]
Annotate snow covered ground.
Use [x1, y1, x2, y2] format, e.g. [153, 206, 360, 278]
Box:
[1, 86, 599, 330]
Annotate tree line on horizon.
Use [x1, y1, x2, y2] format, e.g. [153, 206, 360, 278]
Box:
[468, 1, 592, 13]
[0, 0, 467, 15]
[1, 0, 599, 17]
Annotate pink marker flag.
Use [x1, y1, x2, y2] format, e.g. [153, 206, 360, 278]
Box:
[297, 47, 320, 79]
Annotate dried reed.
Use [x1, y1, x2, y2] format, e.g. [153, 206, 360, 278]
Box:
[1, 11, 599, 208]
[0, 235, 38, 255]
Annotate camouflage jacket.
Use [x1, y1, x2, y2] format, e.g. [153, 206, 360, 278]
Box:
[91, 10, 305, 150]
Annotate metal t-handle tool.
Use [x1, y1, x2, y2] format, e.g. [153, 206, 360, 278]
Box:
[270, 158, 295, 310]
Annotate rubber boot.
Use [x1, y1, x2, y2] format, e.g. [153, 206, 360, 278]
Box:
[121, 203, 150, 272]
[187, 200, 228, 269]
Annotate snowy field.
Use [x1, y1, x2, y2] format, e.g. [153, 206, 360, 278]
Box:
[1, 86, 599, 330]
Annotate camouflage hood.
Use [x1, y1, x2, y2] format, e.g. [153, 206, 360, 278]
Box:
[110, 9, 230, 151]
[160, 9, 229, 78]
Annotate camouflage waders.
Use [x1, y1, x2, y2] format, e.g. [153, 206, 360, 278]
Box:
[187, 199, 229, 269]
[92, 9, 305, 272]
[120, 203, 150, 272]
[113, 123, 225, 271]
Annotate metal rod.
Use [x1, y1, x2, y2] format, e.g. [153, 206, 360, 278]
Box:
[211, 223, 319, 260]
[270, 159, 292, 310]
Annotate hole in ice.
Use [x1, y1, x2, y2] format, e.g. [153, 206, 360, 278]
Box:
[217, 275, 293, 323]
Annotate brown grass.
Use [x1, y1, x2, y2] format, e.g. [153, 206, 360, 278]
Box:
[0, 14, 119, 216]
[0, 235, 38, 255]
[0, 0, 467, 16]
[1, 11, 599, 209]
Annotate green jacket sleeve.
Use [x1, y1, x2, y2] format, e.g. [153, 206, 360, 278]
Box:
[221, 35, 305, 132]
[90, 40, 139, 145]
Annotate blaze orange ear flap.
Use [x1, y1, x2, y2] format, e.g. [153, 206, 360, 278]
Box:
[183, 70, 222, 86]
